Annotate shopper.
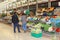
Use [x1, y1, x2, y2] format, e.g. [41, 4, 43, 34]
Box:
[43, 11, 47, 16]
[11, 9, 20, 33]
[21, 13, 27, 32]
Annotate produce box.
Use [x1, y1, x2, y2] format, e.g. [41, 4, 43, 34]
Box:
[41, 23, 52, 31]
[31, 23, 42, 38]
[56, 23, 60, 27]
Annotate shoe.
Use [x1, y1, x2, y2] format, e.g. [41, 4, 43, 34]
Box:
[14, 32, 16, 33]
[18, 31, 21, 33]
[24, 31, 26, 33]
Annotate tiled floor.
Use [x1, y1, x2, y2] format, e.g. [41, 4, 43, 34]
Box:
[0, 23, 59, 40]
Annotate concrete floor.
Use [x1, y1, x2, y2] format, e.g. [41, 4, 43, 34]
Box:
[0, 23, 59, 40]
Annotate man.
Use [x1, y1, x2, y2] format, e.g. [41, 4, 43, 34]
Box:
[11, 9, 20, 33]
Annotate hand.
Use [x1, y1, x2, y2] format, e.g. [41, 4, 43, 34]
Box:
[12, 23, 14, 27]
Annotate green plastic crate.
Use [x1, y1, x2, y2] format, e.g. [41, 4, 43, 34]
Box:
[31, 32, 42, 38]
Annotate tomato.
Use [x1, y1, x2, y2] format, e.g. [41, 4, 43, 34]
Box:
[56, 28, 60, 32]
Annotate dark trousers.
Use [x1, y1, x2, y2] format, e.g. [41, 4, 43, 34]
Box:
[13, 23, 20, 32]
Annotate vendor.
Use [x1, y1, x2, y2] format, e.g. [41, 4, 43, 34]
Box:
[29, 11, 35, 18]
[27, 11, 35, 21]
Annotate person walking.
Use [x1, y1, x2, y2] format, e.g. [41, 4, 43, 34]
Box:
[11, 9, 20, 33]
[21, 13, 27, 32]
